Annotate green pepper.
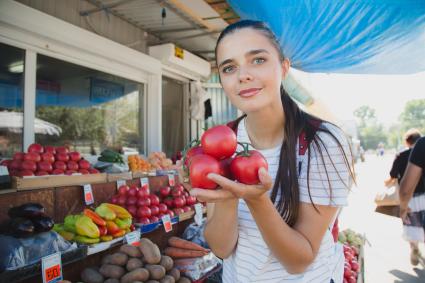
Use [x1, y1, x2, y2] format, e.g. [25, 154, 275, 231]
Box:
[64, 215, 80, 233]
[95, 204, 116, 221]
[114, 217, 132, 230]
[75, 215, 100, 238]
[74, 235, 100, 244]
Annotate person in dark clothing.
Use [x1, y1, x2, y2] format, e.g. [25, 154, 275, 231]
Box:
[386, 129, 423, 265]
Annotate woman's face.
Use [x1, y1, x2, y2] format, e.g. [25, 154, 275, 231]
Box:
[216, 28, 289, 113]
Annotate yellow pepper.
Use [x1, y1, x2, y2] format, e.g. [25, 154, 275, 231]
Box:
[75, 215, 100, 238]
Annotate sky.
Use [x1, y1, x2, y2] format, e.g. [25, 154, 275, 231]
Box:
[291, 69, 425, 128]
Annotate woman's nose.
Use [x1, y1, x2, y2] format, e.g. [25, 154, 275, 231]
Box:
[238, 67, 253, 83]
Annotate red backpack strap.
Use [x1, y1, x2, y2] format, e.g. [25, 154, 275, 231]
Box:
[298, 119, 322, 156]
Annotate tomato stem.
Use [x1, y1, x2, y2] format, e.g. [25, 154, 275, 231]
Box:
[236, 142, 251, 157]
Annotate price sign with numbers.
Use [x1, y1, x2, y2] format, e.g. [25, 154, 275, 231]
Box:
[125, 231, 141, 246]
[42, 252, 62, 283]
[83, 184, 94, 205]
[194, 203, 203, 226]
[168, 174, 175, 187]
[140, 177, 149, 190]
[117, 179, 126, 188]
[161, 214, 173, 232]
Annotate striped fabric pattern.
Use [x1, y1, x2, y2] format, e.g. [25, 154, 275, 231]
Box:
[222, 119, 352, 283]
[403, 193, 425, 242]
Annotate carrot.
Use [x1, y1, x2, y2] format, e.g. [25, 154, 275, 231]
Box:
[167, 236, 209, 253]
[164, 247, 209, 259]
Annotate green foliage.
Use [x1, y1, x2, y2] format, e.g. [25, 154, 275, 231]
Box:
[399, 99, 425, 134]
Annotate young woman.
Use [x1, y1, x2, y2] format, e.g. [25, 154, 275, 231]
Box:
[188, 20, 355, 282]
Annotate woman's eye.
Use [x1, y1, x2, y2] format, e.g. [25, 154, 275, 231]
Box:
[222, 65, 235, 73]
[253, 58, 265, 64]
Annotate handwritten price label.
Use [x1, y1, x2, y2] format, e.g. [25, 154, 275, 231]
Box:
[125, 231, 141, 246]
[42, 252, 62, 283]
[161, 214, 173, 232]
[168, 174, 175, 187]
[140, 177, 149, 190]
[117, 179, 126, 188]
[83, 184, 94, 205]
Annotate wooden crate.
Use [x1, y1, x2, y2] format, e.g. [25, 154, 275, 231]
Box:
[106, 172, 133, 182]
[11, 173, 107, 191]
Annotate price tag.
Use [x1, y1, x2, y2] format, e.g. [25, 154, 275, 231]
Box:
[194, 203, 203, 226]
[41, 252, 62, 283]
[161, 214, 173, 232]
[0, 165, 9, 176]
[125, 231, 141, 246]
[117, 179, 126, 188]
[168, 174, 175, 187]
[83, 184, 94, 205]
[140, 177, 149, 190]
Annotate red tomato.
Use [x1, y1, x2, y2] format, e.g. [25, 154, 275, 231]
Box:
[53, 161, 67, 171]
[65, 170, 77, 175]
[137, 197, 151, 207]
[37, 161, 53, 172]
[173, 197, 185, 208]
[19, 169, 34, 177]
[186, 196, 197, 206]
[44, 146, 56, 154]
[137, 206, 151, 218]
[182, 206, 192, 213]
[230, 150, 268, 185]
[88, 168, 100, 174]
[219, 157, 233, 179]
[41, 152, 55, 163]
[13, 152, 25, 161]
[166, 210, 175, 218]
[56, 146, 69, 154]
[27, 143, 44, 154]
[128, 186, 138, 197]
[201, 125, 237, 160]
[126, 196, 137, 206]
[350, 260, 359, 272]
[150, 205, 159, 216]
[24, 152, 41, 163]
[117, 196, 127, 206]
[149, 194, 160, 206]
[67, 161, 79, 171]
[159, 186, 171, 197]
[78, 159, 90, 170]
[347, 276, 356, 283]
[69, 151, 81, 162]
[138, 217, 150, 225]
[149, 216, 159, 223]
[78, 169, 90, 175]
[189, 154, 221, 189]
[163, 197, 174, 208]
[9, 160, 22, 170]
[173, 208, 184, 215]
[56, 153, 69, 162]
[184, 145, 204, 167]
[110, 194, 120, 204]
[21, 160, 36, 172]
[52, 168, 64, 175]
[158, 203, 168, 214]
[118, 185, 129, 196]
[171, 188, 182, 198]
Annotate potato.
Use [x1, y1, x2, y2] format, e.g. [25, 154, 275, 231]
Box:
[168, 268, 180, 281]
[139, 238, 161, 264]
[99, 264, 126, 279]
[146, 264, 166, 280]
[80, 267, 104, 283]
[126, 257, 143, 271]
[104, 279, 120, 283]
[160, 275, 176, 283]
[101, 254, 112, 265]
[177, 277, 191, 283]
[146, 281, 160, 283]
[159, 255, 174, 271]
[120, 244, 142, 257]
[109, 252, 129, 266]
[120, 268, 150, 283]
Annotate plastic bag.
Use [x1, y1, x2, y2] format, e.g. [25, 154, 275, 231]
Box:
[94, 161, 129, 173]
[0, 231, 77, 271]
[182, 218, 208, 249]
[173, 252, 221, 281]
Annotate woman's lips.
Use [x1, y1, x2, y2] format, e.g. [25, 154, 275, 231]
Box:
[238, 88, 262, 97]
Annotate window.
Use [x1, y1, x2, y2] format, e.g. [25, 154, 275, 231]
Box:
[0, 43, 25, 158]
[35, 54, 145, 155]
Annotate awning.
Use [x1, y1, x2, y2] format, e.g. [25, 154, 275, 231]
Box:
[228, 0, 425, 74]
[0, 111, 62, 136]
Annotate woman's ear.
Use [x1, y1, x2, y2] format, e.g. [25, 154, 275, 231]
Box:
[281, 58, 291, 79]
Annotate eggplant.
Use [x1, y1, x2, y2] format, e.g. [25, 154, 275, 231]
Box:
[10, 217, 34, 237]
[8, 203, 45, 219]
[32, 215, 54, 232]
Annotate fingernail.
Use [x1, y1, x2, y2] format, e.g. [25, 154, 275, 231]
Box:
[190, 190, 198, 196]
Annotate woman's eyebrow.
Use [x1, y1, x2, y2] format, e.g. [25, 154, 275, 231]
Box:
[218, 49, 269, 69]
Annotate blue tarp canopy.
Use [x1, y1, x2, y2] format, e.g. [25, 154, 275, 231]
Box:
[228, 0, 425, 74]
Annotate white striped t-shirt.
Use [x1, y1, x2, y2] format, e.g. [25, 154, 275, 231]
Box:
[222, 119, 352, 283]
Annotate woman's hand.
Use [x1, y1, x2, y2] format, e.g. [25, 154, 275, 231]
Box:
[399, 204, 411, 224]
[190, 167, 273, 203]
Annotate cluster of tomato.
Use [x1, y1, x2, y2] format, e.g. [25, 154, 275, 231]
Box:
[184, 125, 268, 189]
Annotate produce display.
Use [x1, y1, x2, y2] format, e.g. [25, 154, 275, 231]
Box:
[53, 204, 133, 244]
[79, 238, 191, 283]
[1, 203, 54, 237]
[184, 125, 268, 189]
[128, 154, 152, 172]
[1, 143, 99, 177]
[110, 184, 200, 225]
[98, 149, 125, 164]
[339, 229, 364, 283]
[148, 151, 174, 170]
[164, 236, 210, 259]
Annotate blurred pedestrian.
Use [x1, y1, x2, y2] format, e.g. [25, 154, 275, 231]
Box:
[398, 131, 425, 265]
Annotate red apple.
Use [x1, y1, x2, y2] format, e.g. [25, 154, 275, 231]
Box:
[117, 196, 127, 206]
[56, 146, 69, 154]
[149, 194, 160, 206]
[19, 170, 34, 177]
[79, 169, 90, 175]
[173, 197, 185, 208]
[41, 152, 55, 163]
[163, 197, 174, 208]
[173, 208, 184, 215]
[78, 159, 90, 169]
[88, 168, 100, 174]
[186, 196, 197, 206]
[24, 152, 41, 162]
[13, 152, 25, 161]
[138, 217, 150, 225]
[137, 197, 151, 207]
[56, 153, 69, 162]
[35, 171, 48, 176]
[9, 160, 22, 170]
[128, 186, 138, 197]
[137, 206, 151, 218]
[67, 161, 79, 171]
[159, 186, 171, 197]
[52, 168, 64, 175]
[118, 185, 129, 196]
[150, 205, 159, 216]
[44, 146, 56, 154]
[53, 161, 67, 171]
[37, 161, 53, 172]
[21, 160, 36, 172]
[68, 151, 81, 162]
[158, 203, 168, 214]
[126, 205, 137, 217]
[28, 143, 44, 154]
[149, 216, 159, 223]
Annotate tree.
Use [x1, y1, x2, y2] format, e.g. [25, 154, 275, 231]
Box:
[399, 99, 425, 134]
[353, 105, 386, 150]
[353, 105, 376, 128]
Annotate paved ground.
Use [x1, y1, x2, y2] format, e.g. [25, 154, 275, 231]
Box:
[339, 154, 425, 283]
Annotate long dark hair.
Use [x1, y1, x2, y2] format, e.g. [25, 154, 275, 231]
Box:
[216, 20, 355, 226]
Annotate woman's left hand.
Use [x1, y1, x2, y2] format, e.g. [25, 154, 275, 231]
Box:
[190, 167, 273, 203]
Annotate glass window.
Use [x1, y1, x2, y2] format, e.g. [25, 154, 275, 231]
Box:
[35, 54, 145, 155]
[0, 43, 25, 158]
